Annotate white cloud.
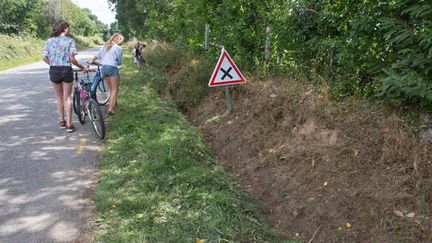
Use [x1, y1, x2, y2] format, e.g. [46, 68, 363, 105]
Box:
[75, 0, 116, 25]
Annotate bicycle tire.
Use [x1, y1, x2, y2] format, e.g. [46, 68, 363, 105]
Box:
[73, 86, 79, 115]
[76, 89, 86, 124]
[88, 99, 105, 139]
[95, 78, 110, 106]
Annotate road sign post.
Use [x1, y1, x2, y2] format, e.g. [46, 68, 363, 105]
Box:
[208, 48, 246, 114]
[224, 86, 233, 113]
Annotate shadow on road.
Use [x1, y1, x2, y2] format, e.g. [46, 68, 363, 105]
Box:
[0, 54, 101, 242]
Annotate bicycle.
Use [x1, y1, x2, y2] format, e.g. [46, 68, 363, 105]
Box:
[72, 69, 106, 140]
[73, 62, 110, 115]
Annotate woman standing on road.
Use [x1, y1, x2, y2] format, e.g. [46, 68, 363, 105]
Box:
[43, 20, 88, 133]
[89, 33, 124, 115]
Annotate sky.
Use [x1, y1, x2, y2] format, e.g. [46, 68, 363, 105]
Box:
[74, 0, 116, 25]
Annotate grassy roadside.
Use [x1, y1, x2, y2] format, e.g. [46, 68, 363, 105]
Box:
[93, 54, 284, 241]
[0, 34, 102, 71]
[138, 43, 432, 241]
[0, 34, 44, 71]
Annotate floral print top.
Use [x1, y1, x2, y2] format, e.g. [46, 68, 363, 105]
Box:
[42, 36, 77, 66]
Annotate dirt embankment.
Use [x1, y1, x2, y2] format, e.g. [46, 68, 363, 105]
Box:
[187, 78, 432, 242]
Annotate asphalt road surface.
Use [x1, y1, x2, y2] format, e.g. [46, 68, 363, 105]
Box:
[0, 47, 102, 242]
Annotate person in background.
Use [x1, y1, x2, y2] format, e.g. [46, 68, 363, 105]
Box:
[132, 41, 146, 68]
[89, 33, 124, 115]
[43, 20, 88, 133]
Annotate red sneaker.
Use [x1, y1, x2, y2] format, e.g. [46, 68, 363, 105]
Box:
[66, 124, 75, 133]
[59, 120, 66, 129]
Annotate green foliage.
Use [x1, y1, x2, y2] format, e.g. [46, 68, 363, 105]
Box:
[94, 54, 284, 241]
[0, 0, 108, 70]
[110, 1, 432, 107]
[378, 1, 432, 105]
[0, 0, 43, 34]
[0, 0, 108, 39]
[144, 44, 212, 108]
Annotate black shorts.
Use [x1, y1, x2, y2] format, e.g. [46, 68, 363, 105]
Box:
[49, 66, 73, 83]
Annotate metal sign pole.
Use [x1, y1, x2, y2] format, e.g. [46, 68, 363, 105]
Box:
[224, 85, 233, 114]
[219, 46, 233, 114]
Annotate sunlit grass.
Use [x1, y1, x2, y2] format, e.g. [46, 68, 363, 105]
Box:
[94, 54, 284, 242]
[0, 34, 43, 71]
[0, 34, 100, 71]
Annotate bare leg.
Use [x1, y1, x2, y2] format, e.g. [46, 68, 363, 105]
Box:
[52, 83, 64, 121]
[62, 82, 73, 126]
[108, 76, 120, 112]
[104, 76, 112, 97]
[105, 76, 113, 111]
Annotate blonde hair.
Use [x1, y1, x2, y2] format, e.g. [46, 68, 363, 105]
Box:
[105, 33, 124, 51]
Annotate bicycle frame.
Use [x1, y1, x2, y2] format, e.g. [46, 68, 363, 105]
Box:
[89, 65, 105, 96]
[74, 72, 92, 115]
[73, 69, 106, 139]
[74, 65, 105, 94]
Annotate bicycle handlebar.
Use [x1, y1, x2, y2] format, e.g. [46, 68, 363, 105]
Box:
[86, 61, 101, 66]
[73, 69, 96, 73]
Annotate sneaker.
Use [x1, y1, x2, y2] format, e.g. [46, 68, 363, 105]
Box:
[66, 124, 75, 133]
[108, 111, 116, 116]
[59, 120, 66, 129]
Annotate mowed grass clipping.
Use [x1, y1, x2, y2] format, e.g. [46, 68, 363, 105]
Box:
[94, 55, 284, 242]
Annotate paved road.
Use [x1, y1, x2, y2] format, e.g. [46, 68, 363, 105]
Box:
[0, 48, 102, 242]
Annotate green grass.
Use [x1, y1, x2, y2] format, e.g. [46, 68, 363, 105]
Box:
[143, 44, 213, 109]
[74, 35, 104, 49]
[94, 54, 284, 242]
[0, 34, 44, 71]
[0, 34, 101, 71]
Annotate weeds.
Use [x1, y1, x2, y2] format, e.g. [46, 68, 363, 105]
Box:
[143, 43, 212, 109]
[0, 34, 43, 71]
[0, 34, 101, 71]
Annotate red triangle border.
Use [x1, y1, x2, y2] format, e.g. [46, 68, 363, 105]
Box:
[208, 50, 246, 87]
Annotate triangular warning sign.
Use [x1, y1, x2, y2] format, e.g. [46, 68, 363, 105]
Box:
[209, 49, 246, 87]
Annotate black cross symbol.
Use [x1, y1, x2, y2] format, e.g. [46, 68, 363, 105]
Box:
[221, 67, 233, 80]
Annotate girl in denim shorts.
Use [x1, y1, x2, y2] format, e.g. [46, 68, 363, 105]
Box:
[90, 33, 124, 115]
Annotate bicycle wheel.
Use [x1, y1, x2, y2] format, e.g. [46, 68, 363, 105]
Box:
[88, 99, 105, 139]
[76, 90, 86, 124]
[95, 78, 110, 106]
[73, 86, 79, 115]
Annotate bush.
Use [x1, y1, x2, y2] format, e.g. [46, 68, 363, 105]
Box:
[112, 1, 432, 109]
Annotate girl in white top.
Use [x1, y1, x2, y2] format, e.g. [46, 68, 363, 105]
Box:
[90, 33, 124, 115]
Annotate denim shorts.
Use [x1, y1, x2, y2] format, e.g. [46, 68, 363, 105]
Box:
[101, 65, 119, 78]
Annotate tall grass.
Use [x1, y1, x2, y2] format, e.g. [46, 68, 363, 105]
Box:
[144, 43, 212, 110]
[74, 35, 104, 49]
[0, 34, 44, 71]
[0, 34, 103, 71]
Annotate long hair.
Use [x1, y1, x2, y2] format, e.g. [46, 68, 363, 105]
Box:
[50, 20, 69, 38]
[105, 33, 124, 51]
